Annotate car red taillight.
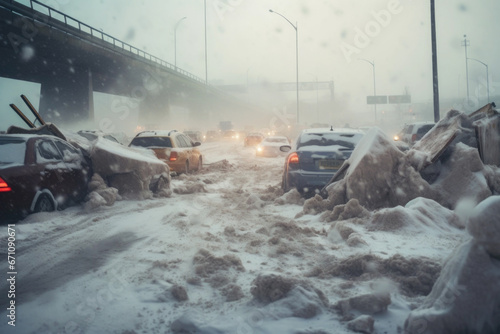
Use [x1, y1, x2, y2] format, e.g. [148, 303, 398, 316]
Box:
[288, 152, 299, 164]
[169, 151, 178, 162]
[0, 176, 11, 192]
[411, 134, 417, 142]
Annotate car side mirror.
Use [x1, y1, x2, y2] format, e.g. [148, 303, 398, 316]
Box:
[193, 141, 201, 147]
[280, 145, 292, 152]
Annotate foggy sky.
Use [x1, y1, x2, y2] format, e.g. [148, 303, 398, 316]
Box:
[1, 0, 499, 132]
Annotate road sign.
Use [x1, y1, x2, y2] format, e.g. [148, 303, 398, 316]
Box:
[388, 95, 411, 104]
[367, 96, 387, 104]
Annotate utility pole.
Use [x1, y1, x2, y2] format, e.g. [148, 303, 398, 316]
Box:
[204, 0, 208, 84]
[461, 34, 470, 103]
[430, 0, 440, 122]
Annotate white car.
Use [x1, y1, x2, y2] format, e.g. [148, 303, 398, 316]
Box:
[256, 136, 290, 157]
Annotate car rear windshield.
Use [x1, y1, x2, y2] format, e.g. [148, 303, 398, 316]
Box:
[130, 137, 172, 148]
[298, 132, 363, 149]
[0, 139, 26, 165]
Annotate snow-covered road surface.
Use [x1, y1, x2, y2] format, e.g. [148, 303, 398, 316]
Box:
[0, 140, 467, 333]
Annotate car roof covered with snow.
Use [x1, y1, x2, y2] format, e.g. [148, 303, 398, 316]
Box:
[134, 130, 178, 137]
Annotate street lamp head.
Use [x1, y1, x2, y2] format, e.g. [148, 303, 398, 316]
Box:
[269, 9, 273, 13]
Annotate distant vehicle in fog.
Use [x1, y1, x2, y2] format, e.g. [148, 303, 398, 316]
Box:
[244, 132, 264, 147]
[204, 130, 221, 141]
[394, 122, 435, 146]
[256, 136, 290, 157]
[184, 130, 203, 143]
[281, 128, 364, 194]
[222, 130, 240, 140]
[0, 134, 91, 218]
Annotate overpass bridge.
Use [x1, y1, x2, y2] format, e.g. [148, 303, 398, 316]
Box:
[0, 0, 265, 128]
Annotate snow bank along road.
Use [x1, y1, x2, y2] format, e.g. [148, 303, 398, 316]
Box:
[0, 140, 467, 333]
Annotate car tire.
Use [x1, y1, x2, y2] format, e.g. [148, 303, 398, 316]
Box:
[281, 174, 290, 193]
[34, 194, 55, 213]
[184, 161, 190, 174]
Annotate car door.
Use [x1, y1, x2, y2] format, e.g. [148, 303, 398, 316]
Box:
[183, 134, 201, 168]
[52, 138, 89, 202]
[175, 135, 191, 169]
[35, 138, 68, 205]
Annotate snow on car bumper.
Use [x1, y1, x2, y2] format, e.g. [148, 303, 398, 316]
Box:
[287, 169, 336, 191]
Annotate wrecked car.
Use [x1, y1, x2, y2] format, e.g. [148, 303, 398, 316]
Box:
[0, 134, 91, 218]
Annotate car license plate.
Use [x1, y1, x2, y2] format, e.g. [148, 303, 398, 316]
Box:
[318, 159, 342, 170]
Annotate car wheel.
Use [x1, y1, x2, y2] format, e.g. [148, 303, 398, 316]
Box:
[281, 174, 290, 193]
[184, 161, 190, 174]
[197, 157, 202, 171]
[34, 194, 55, 213]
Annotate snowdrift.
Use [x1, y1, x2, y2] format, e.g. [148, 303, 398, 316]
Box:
[295, 108, 500, 332]
[66, 132, 172, 201]
[404, 196, 500, 334]
[318, 109, 499, 212]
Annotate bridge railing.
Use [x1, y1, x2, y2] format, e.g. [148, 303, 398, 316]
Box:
[8, 0, 207, 85]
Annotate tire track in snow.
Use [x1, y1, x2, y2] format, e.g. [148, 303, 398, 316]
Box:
[0, 200, 166, 308]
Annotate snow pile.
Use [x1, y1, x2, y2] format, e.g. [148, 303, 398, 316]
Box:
[321, 198, 370, 222]
[203, 159, 234, 172]
[335, 291, 391, 317]
[325, 127, 436, 211]
[312, 110, 500, 214]
[368, 197, 463, 232]
[259, 184, 284, 202]
[66, 133, 172, 200]
[404, 196, 500, 334]
[429, 142, 493, 209]
[190, 249, 246, 300]
[90, 137, 171, 199]
[83, 173, 120, 211]
[274, 188, 304, 206]
[173, 175, 208, 194]
[308, 252, 441, 297]
[250, 274, 328, 319]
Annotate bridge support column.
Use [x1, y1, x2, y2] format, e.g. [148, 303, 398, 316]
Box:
[39, 68, 94, 126]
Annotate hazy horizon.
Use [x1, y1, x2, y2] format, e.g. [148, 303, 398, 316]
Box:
[1, 0, 499, 134]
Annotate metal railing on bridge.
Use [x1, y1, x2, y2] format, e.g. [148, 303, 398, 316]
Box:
[2, 0, 207, 85]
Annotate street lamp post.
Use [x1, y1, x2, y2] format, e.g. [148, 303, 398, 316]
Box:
[467, 57, 489, 104]
[174, 16, 187, 69]
[269, 9, 299, 124]
[430, 0, 440, 122]
[359, 58, 377, 122]
[461, 35, 470, 103]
